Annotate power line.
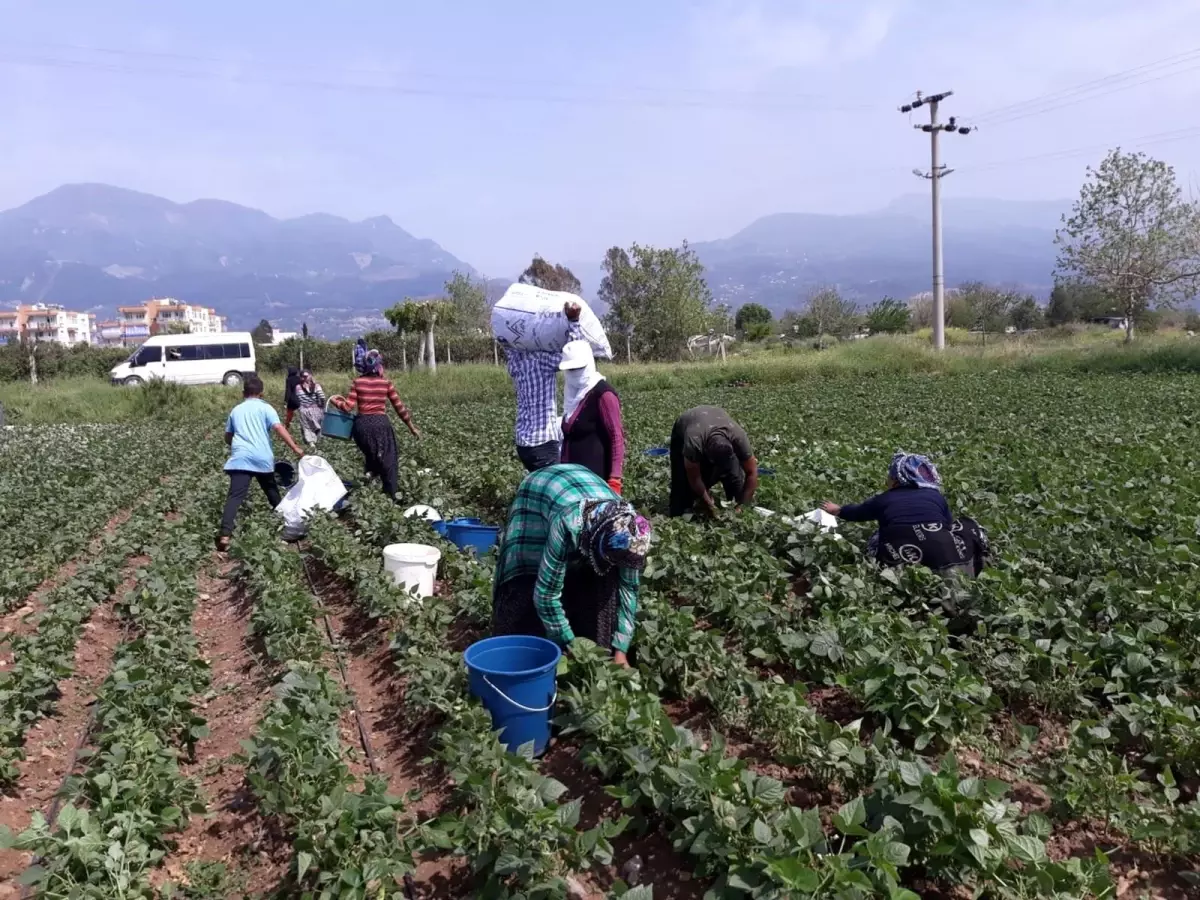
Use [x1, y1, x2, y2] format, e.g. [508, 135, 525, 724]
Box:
[967, 44, 1200, 121]
[957, 125, 1200, 174]
[0, 38, 861, 104]
[0, 45, 874, 112]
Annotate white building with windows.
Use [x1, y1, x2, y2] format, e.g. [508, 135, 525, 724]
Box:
[96, 298, 226, 347]
[0, 304, 94, 346]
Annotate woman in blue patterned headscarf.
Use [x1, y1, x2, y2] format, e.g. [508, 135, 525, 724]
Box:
[822, 451, 988, 576]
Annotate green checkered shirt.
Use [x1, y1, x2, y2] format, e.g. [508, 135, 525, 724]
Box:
[494, 464, 640, 652]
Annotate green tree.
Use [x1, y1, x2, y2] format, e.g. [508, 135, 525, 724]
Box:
[865, 297, 911, 334]
[734, 302, 773, 341]
[600, 242, 713, 361]
[519, 255, 582, 294]
[163, 322, 191, 335]
[598, 247, 636, 361]
[1056, 148, 1200, 342]
[806, 287, 857, 339]
[251, 319, 273, 345]
[384, 299, 456, 372]
[1009, 296, 1044, 332]
[443, 270, 488, 333]
[958, 282, 1015, 341]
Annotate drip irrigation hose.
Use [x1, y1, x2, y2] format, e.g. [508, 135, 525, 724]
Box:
[299, 546, 381, 777]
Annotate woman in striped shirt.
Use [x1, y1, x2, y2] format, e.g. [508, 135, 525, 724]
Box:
[295, 370, 326, 445]
[331, 350, 420, 499]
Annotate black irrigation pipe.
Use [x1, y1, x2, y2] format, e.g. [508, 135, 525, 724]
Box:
[299, 546, 381, 778]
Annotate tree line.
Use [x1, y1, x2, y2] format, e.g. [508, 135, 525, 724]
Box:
[2, 146, 1197, 383]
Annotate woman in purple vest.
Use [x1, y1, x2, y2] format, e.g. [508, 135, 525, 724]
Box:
[558, 340, 626, 494]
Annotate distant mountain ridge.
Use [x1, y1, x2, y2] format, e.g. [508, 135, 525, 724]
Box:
[0, 184, 473, 336]
[0, 184, 1071, 336]
[690, 195, 1069, 313]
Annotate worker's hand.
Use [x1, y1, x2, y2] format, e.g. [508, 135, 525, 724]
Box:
[606, 477, 622, 495]
[409, 425, 422, 440]
[821, 501, 841, 516]
[613, 650, 630, 668]
[564, 301, 582, 322]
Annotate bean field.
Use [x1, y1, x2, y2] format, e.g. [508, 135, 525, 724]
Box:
[2, 370, 1199, 899]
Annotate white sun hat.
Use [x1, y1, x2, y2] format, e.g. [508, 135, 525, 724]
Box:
[558, 339, 595, 370]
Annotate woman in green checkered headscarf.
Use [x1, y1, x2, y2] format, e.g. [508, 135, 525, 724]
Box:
[492, 463, 652, 667]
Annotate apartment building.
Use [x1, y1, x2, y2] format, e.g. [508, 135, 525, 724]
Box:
[0, 304, 95, 346]
[96, 298, 227, 347]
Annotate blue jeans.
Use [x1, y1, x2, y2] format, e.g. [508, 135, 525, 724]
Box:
[516, 441, 560, 473]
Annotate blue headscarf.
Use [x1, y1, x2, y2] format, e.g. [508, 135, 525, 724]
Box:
[580, 500, 653, 574]
[361, 349, 383, 377]
[889, 451, 941, 490]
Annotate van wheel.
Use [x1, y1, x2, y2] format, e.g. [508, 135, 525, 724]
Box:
[222, 371, 244, 387]
[123, 376, 144, 387]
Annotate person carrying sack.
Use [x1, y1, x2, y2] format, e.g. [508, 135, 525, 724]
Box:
[504, 302, 582, 472]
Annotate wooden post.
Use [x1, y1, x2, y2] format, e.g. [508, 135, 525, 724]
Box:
[494, 339, 500, 365]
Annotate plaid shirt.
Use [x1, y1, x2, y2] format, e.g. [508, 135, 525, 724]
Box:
[494, 464, 640, 652]
[505, 322, 583, 447]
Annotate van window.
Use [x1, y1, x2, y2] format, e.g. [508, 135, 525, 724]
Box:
[133, 345, 162, 366]
[201, 344, 231, 360]
[166, 345, 201, 362]
[237, 343, 251, 359]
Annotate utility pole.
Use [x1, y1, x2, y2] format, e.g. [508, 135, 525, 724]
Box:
[900, 91, 972, 350]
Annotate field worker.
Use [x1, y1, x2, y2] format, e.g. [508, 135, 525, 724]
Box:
[505, 301, 583, 473]
[217, 374, 305, 551]
[353, 337, 368, 375]
[283, 366, 302, 430]
[668, 406, 759, 517]
[821, 451, 989, 577]
[331, 350, 420, 501]
[294, 370, 326, 445]
[558, 340, 626, 494]
[492, 464, 652, 667]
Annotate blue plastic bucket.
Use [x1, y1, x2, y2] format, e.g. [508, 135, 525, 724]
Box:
[759, 466, 777, 477]
[322, 400, 355, 441]
[644, 446, 669, 458]
[448, 520, 500, 554]
[465, 635, 561, 755]
[430, 520, 449, 538]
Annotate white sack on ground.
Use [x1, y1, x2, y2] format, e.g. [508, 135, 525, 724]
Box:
[491, 283, 613, 359]
[277, 455, 347, 539]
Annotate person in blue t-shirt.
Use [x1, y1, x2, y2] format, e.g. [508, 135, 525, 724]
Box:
[822, 451, 989, 576]
[217, 374, 304, 551]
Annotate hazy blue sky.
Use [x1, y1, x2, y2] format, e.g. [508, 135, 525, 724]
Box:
[2, 0, 1199, 275]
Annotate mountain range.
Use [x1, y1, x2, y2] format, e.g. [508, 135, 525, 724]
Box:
[0, 184, 473, 337]
[0, 184, 1069, 336]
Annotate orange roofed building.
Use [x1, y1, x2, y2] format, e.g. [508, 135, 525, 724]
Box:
[0, 303, 95, 346]
[95, 297, 226, 347]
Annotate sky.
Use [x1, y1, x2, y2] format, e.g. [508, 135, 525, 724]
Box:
[2, 0, 1200, 276]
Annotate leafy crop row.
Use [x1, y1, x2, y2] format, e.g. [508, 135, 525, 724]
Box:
[5, 469, 221, 898]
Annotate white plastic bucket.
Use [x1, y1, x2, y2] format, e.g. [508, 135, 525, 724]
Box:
[382, 543, 441, 600]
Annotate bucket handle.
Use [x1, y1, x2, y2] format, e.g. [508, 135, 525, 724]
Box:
[326, 396, 353, 415]
[483, 675, 557, 713]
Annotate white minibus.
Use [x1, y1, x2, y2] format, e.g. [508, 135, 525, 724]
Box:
[110, 332, 256, 387]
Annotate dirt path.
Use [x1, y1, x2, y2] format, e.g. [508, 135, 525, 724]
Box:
[307, 563, 452, 815]
[0, 557, 142, 892]
[151, 555, 288, 897]
[0, 505, 136, 670]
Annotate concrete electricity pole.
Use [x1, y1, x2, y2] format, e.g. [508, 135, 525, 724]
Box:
[900, 91, 972, 350]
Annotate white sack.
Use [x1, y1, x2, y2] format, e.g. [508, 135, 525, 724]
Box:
[276, 455, 347, 539]
[491, 283, 612, 359]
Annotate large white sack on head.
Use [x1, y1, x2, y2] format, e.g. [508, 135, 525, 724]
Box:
[276, 455, 347, 538]
[491, 283, 613, 359]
